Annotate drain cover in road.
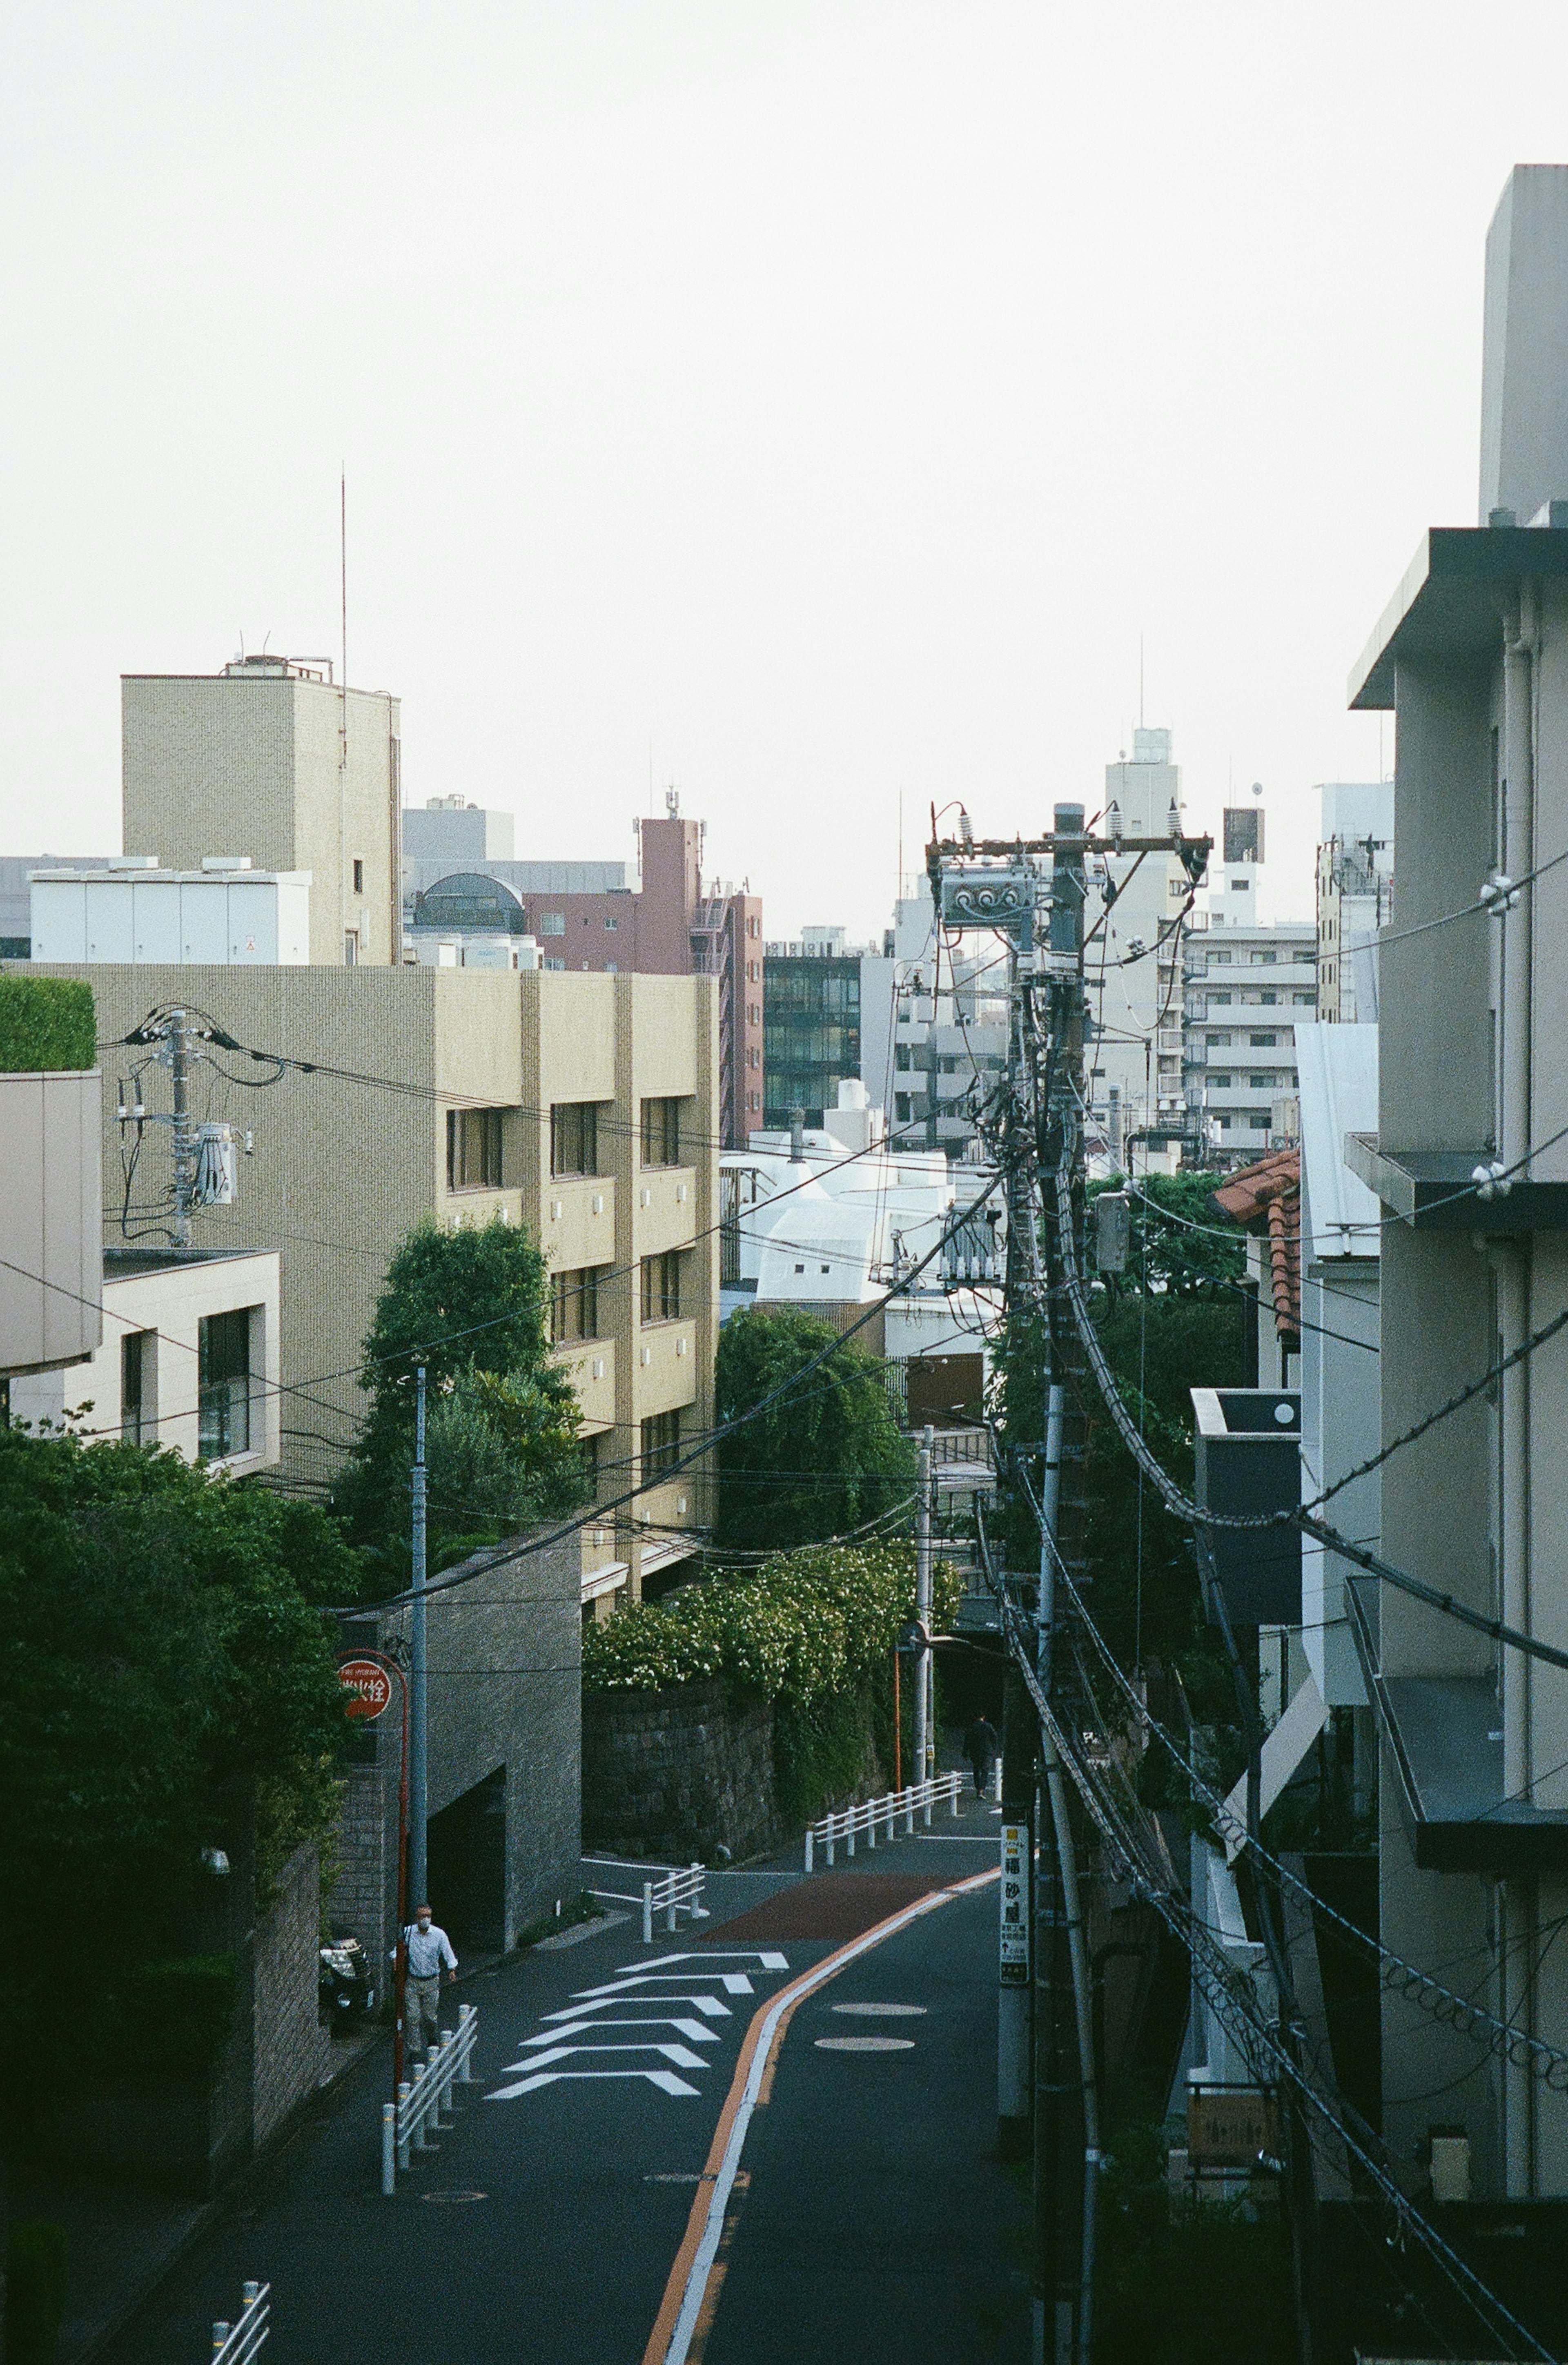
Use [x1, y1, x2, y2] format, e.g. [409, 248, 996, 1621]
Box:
[814, 2035, 916, 2051]
[700, 1873, 950, 1942]
[830, 2001, 927, 2016]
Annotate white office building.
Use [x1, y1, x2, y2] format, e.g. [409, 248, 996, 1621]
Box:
[1184, 805, 1316, 1160]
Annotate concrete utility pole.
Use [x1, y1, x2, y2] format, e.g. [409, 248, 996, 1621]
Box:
[409, 1364, 429, 1906]
[167, 1009, 195, 1249]
[914, 1423, 934, 1781]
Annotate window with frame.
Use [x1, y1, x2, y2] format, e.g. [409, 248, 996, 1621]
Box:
[550, 1100, 602, 1176]
[1248, 1073, 1274, 1089]
[121, 1330, 153, 1444]
[446, 1107, 503, 1191]
[541, 913, 565, 936]
[580, 1430, 601, 1490]
[551, 1264, 608, 1344]
[641, 1249, 683, 1323]
[1248, 1032, 1277, 1047]
[198, 1307, 255, 1459]
[641, 1407, 682, 1481]
[640, 1096, 683, 1167]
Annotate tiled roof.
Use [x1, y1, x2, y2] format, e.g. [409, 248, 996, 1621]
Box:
[1210, 1150, 1300, 1344]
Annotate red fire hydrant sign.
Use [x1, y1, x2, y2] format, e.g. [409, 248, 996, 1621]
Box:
[339, 1657, 392, 1721]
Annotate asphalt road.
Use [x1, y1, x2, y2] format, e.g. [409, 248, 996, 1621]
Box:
[99, 1817, 1029, 2365]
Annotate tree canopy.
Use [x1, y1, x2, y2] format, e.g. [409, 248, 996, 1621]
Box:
[0, 1429, 352, 2127]
[334, 1216, 589, 1582]
[714, 1307, 918, 1552]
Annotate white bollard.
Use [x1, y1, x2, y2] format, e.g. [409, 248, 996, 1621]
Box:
[642, 1880, 654, 1944]
[805, 1827, 815, 1873]
[690, 1865, 708, 1920]
[949, 1774, 960, 1819]
[382, 2102, 396, 2195]
[992, 1758, 1003, 1804]
[458, 2004, 475, 2082]
[213, 2327, 230, 2355]
[396, 2080, 412, 2171]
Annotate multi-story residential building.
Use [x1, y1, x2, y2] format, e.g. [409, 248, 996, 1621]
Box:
[1315, 781, 1394, 1022]
[403, 789, 763, 1145]
[1183, 811, 1316, 1162]
[1341, 161, 1568, 2214]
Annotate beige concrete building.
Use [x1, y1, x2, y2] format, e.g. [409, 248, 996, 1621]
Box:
[122, 657, 402, 968]
[31, 960, 718, 1605]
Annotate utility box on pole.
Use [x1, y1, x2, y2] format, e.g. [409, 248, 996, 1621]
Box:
[1191, 1388, 1302, 1627]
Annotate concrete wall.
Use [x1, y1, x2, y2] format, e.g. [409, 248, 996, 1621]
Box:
[331, 1525, 582, 1965]
[252, 1843, 333, 2149]
[0, 1067, 101, 1378]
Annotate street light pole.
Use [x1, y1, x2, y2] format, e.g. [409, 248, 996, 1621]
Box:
[914, 1421, 934, 1781]
[409, 1364, 429, 1906]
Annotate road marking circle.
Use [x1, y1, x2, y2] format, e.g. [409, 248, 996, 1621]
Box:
[813, 2035, 916, 2052]
[829, 2002, 927, 2017]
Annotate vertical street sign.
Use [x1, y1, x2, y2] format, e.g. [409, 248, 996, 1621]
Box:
[999, 1822, 1030, 1984]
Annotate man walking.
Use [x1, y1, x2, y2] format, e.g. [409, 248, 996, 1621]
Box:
[403, 1904, 458, 2062]
[964, 1714, 1000, 1799]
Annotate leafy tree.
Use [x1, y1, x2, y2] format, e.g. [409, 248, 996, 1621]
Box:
[334, 1217, 588, 1580]
[0, 1430, 352, 2135]
[714, 1307, 918, 1552]
[1089, 1170, 1247, 1299]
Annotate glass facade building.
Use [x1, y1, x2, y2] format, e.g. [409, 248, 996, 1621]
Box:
[762, 954, 861, 1128]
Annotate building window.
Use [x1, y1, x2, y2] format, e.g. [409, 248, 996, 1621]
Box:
[1255, 991, 1278, 1006]
[747, 1046, 759, 1067]
[551, 1265, 607, 1343]
[541, 913, 566, 936]
[581, 1430, 601, 1490]
[447, 1107, 504, 1190]
[121, 1330, 152, 1444]
[1208, 949, 1232, 965]
[550, 1101, 602, 1176]
[1248, 1032, 1277, 1047]
[641, 1407, 683, 1481]
[1211, 1073, 1232, 1088]
[545, 956, 566, 971]
[1208, 1031, 1231, 1047]
[1249, 1073, 1274, 1089]
[1250, 950, 1277, 965]
[352, 857, 365, 895]
[641, 1250, 683, 1323]
[1208, 992, 1232, 1008]
[343, 931, 359, 965]
[605, 917, 619, 930]
[641, 1096, 683, 1167]
[747, 1090, 760, 1111]
[198, 1307, 254, 1459]
[1294, 991, 1314, 1006]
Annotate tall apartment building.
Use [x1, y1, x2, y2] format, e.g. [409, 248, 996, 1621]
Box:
[1342, 162, 1568, 2210]
[403, 791, 763, 1145]
[1315, 780, 1394, 1022]
[762, 928, 878, 1134]
[1183, 807, 1316, 1160]
[1090, 728, 1192, 1156]
[123, 655, 402, 967]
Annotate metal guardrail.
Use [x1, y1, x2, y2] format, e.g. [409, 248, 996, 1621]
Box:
[589, 1862, 710, 1944]
[804, 1771, 962, 1869]
[211, 2282, 270, 2361]
[381, 2003, 478, 2195]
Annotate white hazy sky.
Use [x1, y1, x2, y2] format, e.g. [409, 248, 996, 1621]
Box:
[4, 2, 1567, 938]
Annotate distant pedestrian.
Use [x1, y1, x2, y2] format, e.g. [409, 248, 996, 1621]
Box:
[964, 1716, 1000, 1798]
[402, 1904, 458, 2061]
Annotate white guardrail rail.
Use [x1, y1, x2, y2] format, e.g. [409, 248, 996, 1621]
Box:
[211, 2281, 270, 2361]
[804, 1771, 962, 1869]
[381, 2003, 479, 2195]
[589, 1862, 710, 1944]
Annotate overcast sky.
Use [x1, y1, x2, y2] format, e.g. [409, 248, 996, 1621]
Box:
[3, 2, 1567, 936]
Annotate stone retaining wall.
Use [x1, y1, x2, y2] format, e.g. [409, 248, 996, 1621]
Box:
[582, 1682, 780, 1863]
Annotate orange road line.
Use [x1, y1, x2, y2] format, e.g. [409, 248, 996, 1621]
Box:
[640, 1864, 1000, 2365]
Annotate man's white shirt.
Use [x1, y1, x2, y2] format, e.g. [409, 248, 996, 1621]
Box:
[404, 1923, 458, 1978]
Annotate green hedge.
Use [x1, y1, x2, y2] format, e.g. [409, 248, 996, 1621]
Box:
[0, 977, 96, 1073]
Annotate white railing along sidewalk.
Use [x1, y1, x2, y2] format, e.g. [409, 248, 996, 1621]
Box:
[381, 2003, 479, 2195]
[804, 1771, 963, 1869]
[211, 2281, 270, 2361]
[589, 1862, 710, 1945]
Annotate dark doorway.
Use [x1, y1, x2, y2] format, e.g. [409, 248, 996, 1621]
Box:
[426, 1765, 506, 1958]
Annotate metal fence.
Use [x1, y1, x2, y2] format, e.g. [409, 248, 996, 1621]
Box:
[804, 1771, 963, 1869]
[589, 1862, 710, 1944]
[211, 2281, 270, 2361]
[381, 2003, 479, 2195]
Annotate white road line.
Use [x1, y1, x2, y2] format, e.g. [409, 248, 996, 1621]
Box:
[541, 1994, 731, 2024]
[520, 2018, 719, 2049]
[631, 1952, 788, 1972]
[577, 1971, 755, 1997]
[519, 2043, 710, 2072]
[487, 2068, 701, 2100]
